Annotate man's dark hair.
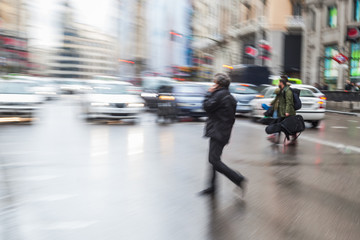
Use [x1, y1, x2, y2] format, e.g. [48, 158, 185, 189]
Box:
[280, 75, 288, 82]
[279, 79, 287, 86]
[214, 73, 231, 88]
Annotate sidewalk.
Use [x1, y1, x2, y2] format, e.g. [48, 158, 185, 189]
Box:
[326, 100, 360, 116]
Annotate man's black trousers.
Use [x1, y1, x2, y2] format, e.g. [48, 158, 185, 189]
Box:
[208, 138, 244, 189]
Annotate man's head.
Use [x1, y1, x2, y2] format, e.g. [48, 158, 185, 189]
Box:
[279, 75, 288, 89]
[279, 79, 287, 89]
[280, 75, 288, 82]
[213, 73, 231, 89]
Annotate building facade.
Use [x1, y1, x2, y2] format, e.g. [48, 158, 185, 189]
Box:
[192, 0, 304, 80]
[48, 2, 117, 79]
[146, 0, 193, 76]
[302, 0, 360, 90]
[0, 0, 29, 74]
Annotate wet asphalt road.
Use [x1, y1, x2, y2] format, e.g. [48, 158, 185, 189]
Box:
[1, 96, 360, 240]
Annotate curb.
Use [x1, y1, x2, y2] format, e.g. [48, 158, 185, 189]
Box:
[326, 110, 360, 117]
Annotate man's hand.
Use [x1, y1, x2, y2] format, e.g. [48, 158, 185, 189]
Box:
[285, 113, 290, 117]
[208, 84, 219, 93]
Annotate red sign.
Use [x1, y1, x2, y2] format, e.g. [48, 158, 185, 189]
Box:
[347, 27, 360, 41]
[332, 53, 348, 64]
[245, 46, 258, 58]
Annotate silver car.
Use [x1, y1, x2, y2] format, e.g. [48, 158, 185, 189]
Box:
[82, 80, 145, 122]
[0, 80, 43, 122]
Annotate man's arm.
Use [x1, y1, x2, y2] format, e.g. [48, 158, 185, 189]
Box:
[203, 91, 221, 113]
[285, 88, 294, 116]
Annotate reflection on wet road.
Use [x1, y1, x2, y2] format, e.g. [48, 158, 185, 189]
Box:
[1, 98, 360, 240]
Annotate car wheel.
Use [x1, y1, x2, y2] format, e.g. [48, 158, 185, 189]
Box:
[311, 121, 319, 128]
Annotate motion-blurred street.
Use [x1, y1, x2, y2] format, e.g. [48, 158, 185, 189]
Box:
[1, 96, 360, 240]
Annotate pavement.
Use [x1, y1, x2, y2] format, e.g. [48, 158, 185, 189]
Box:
[1, 96, 360, 240]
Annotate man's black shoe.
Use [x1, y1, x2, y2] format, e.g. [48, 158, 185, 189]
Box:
[199, 187, 215, 196]
[238, 178, 248, 198]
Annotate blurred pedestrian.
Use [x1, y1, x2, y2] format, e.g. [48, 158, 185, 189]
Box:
[351, 82, 359, 91]
[322, 83, 329, 91]
[200, 73, 247, 197]
[314, 83, 321, 90]
[266, 87, 281, 142]
[268, 75, 297, 145]
[345, 80, 353, 91]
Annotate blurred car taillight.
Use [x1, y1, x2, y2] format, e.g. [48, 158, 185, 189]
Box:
[319, 96, 327, 100]
[318, 101, 325, 108]
[255, 95, 264, 98]
[159, 95, 175, 101]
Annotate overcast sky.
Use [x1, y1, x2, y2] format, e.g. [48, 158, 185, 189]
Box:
[27, 0, 115, 48]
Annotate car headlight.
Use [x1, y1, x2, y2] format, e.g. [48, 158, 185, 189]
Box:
[177, 103, 192, 107]
[91, 102, 110, 106]
[35, 91, 57, 95]
[141, 93, 157, 98]
[127, 103, 145, 108]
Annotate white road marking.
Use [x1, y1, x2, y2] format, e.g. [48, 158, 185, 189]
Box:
[7, 175, 61, 182]
[0, 151, 36, 155]
[300, 136, 360, 153]
[348, 120, 359, 123]
[235, 121, 360, 153]
[27, 194, 77, 202]
[41, 221, 98, 230]
[331, 126, 348, 129]
[0, 162, 47, 167]
[91, 151, 108, 157]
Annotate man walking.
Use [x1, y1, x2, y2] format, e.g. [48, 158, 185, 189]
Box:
[268, 76, 296, 145]
[200, 73, 247, 196]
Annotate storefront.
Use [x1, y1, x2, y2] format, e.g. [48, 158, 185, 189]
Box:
[323, 45, 339, 90]
[350, 42, 360, 83]
[0, 33, 29, 73]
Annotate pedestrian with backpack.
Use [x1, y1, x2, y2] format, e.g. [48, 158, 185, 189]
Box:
[267, 76, 297, 145]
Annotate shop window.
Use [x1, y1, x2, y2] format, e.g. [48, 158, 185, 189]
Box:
[355, 0, 360, 22]
[350, 43, 360, 80]
[324, 46, 338, 81]
[328, 6, 337, 28]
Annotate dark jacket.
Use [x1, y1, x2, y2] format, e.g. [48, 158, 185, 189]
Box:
[203, 87, 237, 144]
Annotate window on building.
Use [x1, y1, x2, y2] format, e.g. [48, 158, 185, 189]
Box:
[355, 0, 360, 22]
[244, 4, 252, 21]
[328, 6, 337, 28]
[310, 9, 316, 31]
[350, 43, 360, 80]
[292, 3, 302, 16]
[324, 46, 338, 82]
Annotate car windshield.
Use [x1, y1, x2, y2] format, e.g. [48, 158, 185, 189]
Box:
[143, 78, 173, 90]
[63, 80, 85, 85]
[91, 84, 129, 94]
[304, 87, 320, 93]
[229, 84, 258, 94]
[298, 89, 315, 97]
[0, 82, 35, 94]
[173, 85, 206, 95]
[264, 87, 315, 98]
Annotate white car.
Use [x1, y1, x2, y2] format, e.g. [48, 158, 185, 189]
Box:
[0, 80, 43, 122]
[82, 80, 145, 121]
[294, 84, 326, 100]
[250, 86, 326, 128]
[56, 79, 90, 94]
